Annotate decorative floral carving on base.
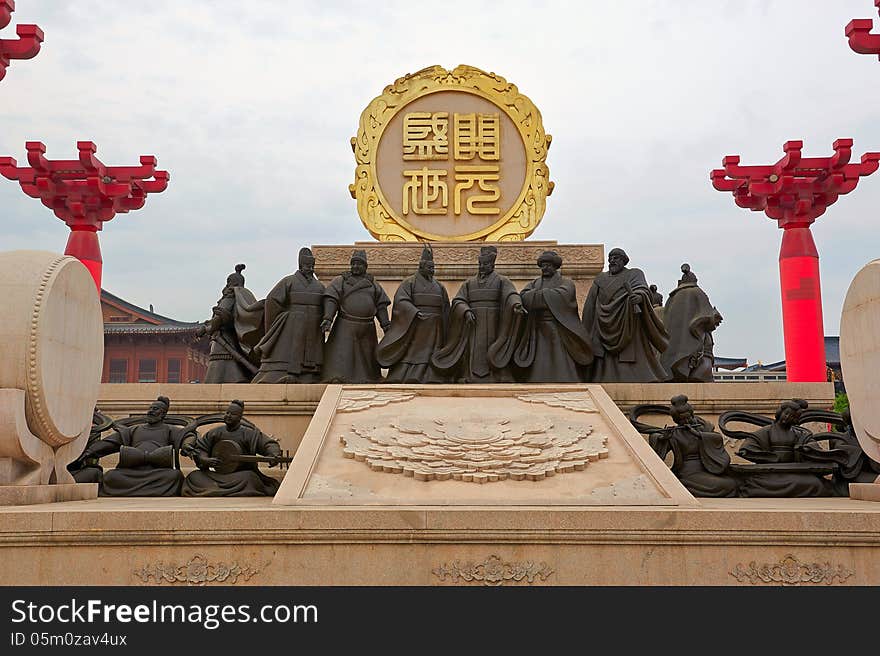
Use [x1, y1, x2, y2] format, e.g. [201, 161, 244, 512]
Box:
[133, 554, 263, 586]
[729, 554, 854, 585]
[517, 392, 599, 413]
[433, 555, 554, 585]
[337, 390, 415, 413]
[341, 411, 606, 483]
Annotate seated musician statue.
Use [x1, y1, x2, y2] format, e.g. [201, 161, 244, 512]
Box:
[181, 400, 286, 497]
[719, 399, 848, 497]
[67, 396, 186, 496]
[629, 395, 739, 497]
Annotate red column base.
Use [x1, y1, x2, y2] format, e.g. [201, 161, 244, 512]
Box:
[64, 228, 102, 291]
[778, 227, 826, 382]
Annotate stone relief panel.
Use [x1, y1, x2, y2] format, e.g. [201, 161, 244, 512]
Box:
[339, 411, 608, 483]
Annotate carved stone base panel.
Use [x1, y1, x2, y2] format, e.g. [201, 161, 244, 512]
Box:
[274, 384, 695, 506]
[1, 499, 880, 585]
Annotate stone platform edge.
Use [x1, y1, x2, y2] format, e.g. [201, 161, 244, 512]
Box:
[0, 498, 878, 585]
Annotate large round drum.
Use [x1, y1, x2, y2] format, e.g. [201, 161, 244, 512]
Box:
[0, 251, 103, 447]
[840, 258, 880, 463]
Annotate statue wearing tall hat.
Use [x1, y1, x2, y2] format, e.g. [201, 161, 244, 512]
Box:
[203, 264, 265, 383]
[252, 247, 326, 383]
[320, 249, 391, 383]
[377, 244, 450, 383]
[433, 245, 526, 383]
[514, 250, 593, 382]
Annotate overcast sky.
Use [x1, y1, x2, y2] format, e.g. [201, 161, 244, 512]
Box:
[2, 1, 879, 364]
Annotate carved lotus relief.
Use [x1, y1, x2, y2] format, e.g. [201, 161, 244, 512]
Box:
[340, 412, 608, 483]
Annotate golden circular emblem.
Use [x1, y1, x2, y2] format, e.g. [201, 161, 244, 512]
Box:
[350, 65, 554, 242]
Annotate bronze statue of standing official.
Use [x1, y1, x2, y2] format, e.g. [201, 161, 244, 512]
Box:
[253, 248, 326, 383]
[321, 249, 391, 383]
[581, 248, 669, 382]
[377, 245, 450, 383]
[514, 250, 593, 382]
[433, 245, 525, 383]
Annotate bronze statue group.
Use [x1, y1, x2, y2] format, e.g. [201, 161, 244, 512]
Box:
[630, 395, 879, 498]
[68, 246, 877, 500]
[70, 396, 288, 498]
[204, 244, 723, 386]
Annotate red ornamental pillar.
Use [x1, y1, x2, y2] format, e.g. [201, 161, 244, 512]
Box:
[711, 139, 880, 382]
[65, 226, 103, 289]
[778, 226, 825, 382]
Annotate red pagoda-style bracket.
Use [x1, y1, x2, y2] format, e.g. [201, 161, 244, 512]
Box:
[0, 0, 44, 82]
[711, 140, 880, 383]
[0, 141, 170, 290]
[711, 139, 880, 228]
[846, 0, 880, 59]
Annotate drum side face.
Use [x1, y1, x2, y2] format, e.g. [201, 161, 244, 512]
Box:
[840, 259, 880, 463]
[20, 255, 103, 447]
[0, 250, 58, 391]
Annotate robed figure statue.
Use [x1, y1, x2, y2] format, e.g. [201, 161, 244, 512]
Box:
[252, 248, 326, 383]
[581, 247, 669, 382]
[321, 249, 391, 383]
[514, 250, 593, 382]
[720, 399, 848, 497]
[432, 245, 526, 383]
[181, 400, 283, 497]
[660, 264, 722, 383]
[377, 245, 450, 383]
[69, 396, 185, 496]
[203, 264, 265, 383]
[634, 395, 739, 498]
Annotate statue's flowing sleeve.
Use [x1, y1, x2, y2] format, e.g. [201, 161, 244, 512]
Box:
[252, 429, 282, 458]
[539, 277, 592, 365]
[373, 280, 391, 326]
[793, 428, 850, 466]
[254, 278, 290, 359]
[322, 276, 344, 321]
[696, 428, 731, 475]
[487, 276, 524, 369]
[581, 279, 604, 357]
[377, 278, 418, 367]
[432, 282, 473, 371]
[232, 286, 265, 357]
[737, 427, 778, 463]
[191, 428, 218, 469]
